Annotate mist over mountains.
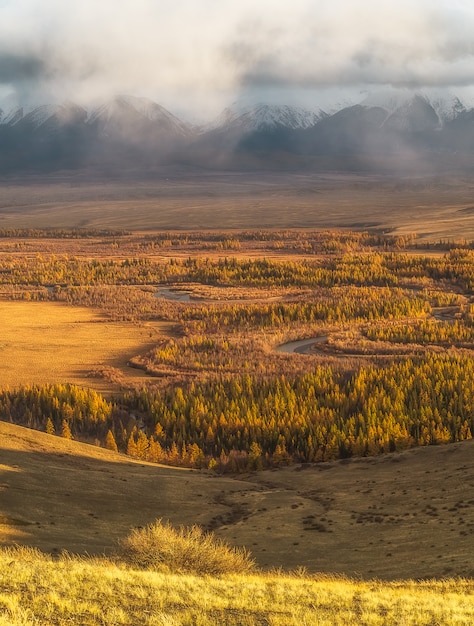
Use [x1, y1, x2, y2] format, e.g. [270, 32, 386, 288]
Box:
[1, 90, 474, 174]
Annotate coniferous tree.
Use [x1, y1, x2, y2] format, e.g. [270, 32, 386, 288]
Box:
[127, 433, 138, 458]
[105, 429, 118, 452]
[46, 417, 55, 436]
[61, 419, 73, 440]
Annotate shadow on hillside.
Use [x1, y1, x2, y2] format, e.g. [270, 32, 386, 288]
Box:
[0, 442, 230, 556]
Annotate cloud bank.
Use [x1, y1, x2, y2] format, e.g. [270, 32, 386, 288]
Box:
[1, 0, 474, 118]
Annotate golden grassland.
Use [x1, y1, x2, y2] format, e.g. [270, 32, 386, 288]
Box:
[0, 422, 248, 556]
[2, 421, 474, 580]
[0, 234, 473, 471]
[1, 546, 474, 626]
[0, 301, 170, 393]
[1, 236, 472, 387]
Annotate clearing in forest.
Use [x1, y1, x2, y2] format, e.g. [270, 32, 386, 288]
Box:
[0, 301, 168, 392]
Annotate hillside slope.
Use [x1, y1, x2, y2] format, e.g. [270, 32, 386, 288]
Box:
[1, 421, 474, 578]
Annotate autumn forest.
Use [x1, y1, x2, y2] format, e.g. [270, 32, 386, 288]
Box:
[1, 228, 473, 471]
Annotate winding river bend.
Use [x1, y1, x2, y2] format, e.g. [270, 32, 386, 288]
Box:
[155, 288, 193, 302]
[275, 336, 328, 354]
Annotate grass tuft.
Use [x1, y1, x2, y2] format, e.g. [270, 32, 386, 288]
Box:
[119, 518, 255, 575]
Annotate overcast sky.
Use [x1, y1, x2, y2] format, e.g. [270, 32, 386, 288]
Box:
[1, 0, 474, 120]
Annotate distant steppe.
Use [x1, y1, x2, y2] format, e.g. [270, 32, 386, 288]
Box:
[2, 421, 474, 580]
[1, 170, 474, 242]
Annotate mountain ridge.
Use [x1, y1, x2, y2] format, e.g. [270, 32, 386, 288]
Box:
[1, 90, 473, 172]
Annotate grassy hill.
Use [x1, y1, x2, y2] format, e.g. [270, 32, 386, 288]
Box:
[2, 421, 474, 580]
[2, 422, 474, 624]
[0, 421, 246, 555]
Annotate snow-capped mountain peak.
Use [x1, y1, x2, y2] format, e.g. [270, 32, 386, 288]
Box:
[0, 96, 86, 128]
[360, 88, 415, 114]
[428, 93, 466, 123]
[24, 104, 64, 127]
[0, 106, 23, 125]
[360, 89, 469, 126]
[88, 95, 192, 137]
[208, 102, 325, 133]
[1, 88, 474, 173]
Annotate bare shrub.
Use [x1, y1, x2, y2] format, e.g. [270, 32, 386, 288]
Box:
[119, 519, 255, 575]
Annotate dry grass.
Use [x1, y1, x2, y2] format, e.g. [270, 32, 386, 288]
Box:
[0, 301, 169, 393]
[0, 422, 249, 556]
[0, 546, 473, 625]
[120, 519, 255, 575]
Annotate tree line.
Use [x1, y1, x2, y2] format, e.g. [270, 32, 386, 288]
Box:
[1, 354, 473, 470]
[182, 287, 430, 332]
[364, 319, 474, 345]
[0, 249, 472, 291]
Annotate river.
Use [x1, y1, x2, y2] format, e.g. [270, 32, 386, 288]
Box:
[275, 336, 328, 354]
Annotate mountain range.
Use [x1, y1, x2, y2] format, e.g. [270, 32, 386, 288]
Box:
[1, 91, 474, 173]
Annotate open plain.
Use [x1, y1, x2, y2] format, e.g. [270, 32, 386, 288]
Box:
[1, 171, 474, 242]
[0, 301, 167, 393]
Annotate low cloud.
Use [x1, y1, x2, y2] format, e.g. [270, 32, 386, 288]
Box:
[227, 1, 474, 91]
[0, 53, 47, 82]
[1, 0, 474, 117]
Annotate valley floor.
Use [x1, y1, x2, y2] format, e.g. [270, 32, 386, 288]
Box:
[1, 171, 474, 242]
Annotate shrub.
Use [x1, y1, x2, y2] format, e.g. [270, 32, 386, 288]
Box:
[119, 519, 255, 575]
